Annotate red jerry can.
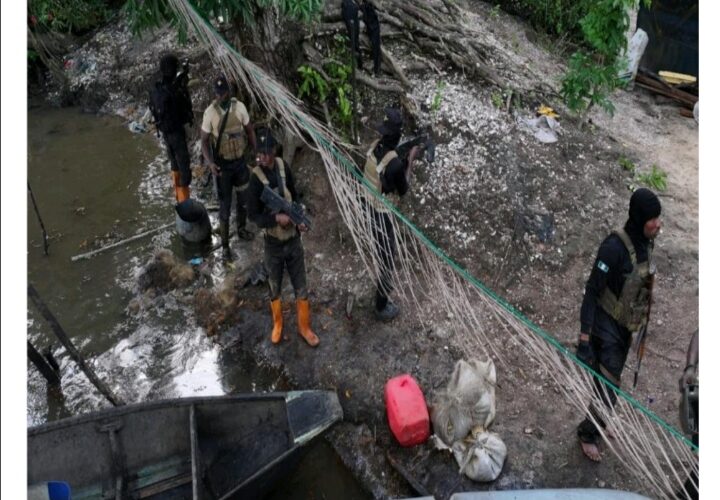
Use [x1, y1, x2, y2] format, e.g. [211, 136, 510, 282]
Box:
[384, 374, 430, 446]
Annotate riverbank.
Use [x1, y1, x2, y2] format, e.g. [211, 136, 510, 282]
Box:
[28, 3, 698, 498]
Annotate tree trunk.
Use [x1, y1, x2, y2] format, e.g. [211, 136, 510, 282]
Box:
[231, 6, 306, 92]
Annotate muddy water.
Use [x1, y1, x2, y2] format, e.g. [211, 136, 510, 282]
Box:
[27, 107, 368, 499]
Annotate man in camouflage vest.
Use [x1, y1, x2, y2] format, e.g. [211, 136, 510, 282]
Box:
[363, 107, 421, 321]
[200, 75, 257, 253]
[576, 188, 662, 461]
[247, 129, 319, 347]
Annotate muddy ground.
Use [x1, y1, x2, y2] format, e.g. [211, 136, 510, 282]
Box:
[34, 1, 698, 498]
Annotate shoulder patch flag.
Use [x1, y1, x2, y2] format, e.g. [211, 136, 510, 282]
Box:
[597, 260, 609, 273]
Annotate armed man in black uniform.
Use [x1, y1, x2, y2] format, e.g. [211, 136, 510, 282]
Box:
[149, 53, 194, 203]
[363, 107, 421, 321]
[575, 188, 662, 462]
[341, 0, 382, 74]
[247, 129, 319, 347]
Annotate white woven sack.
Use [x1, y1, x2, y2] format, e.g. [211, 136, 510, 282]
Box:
[452, 430, 507, 482]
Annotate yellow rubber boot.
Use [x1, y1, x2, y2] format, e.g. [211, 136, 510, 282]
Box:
[270, 299, 283, 344]
[296, 299, 319, 347]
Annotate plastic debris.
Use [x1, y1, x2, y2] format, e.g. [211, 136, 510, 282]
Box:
[518, 114, 562, 143]
[128, 121, 148, 134]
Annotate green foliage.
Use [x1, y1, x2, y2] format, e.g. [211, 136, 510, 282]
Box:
[637, 164, 668, 191]
[618, 155, 636, 173]
[297, 65, 329, 102]
[28, 0, 111, 33]
[324, 57, 353, 128]
[561, 51, 623, 115]
[334, 85, 352, 127]
[490, 91, 504, 109]
[431, 81, 446, 113]
[296, 55, 353, 131]
[510, 0, 594, 40]
[489, 4, 501, 18]
[559, 0, 650, 115]
[277, 0, 323, 22]
[124, 0, 324, 37]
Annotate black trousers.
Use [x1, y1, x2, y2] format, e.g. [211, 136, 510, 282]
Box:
[577, 320, 632, 444]
[342, 0, 362, 68]
[163, 128, 191, 186]
[362, 2, 382, 73]
[215, 157, 250, 226]
[364, 202, 396, 311]
[342, 1, 381, 73]
[265, 234, 308, 300]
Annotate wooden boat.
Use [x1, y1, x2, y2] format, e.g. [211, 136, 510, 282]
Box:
[28, 391, 343, 499]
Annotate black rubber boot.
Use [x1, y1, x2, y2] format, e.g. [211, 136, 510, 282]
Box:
[219, 221, 230, 249]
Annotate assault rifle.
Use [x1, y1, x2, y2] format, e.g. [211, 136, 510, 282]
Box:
[633, 271, 656, 389]
[396, 130, 436, 165]
[261, 186, 312, 230]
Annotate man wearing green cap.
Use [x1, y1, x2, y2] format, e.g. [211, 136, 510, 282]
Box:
[200, 75, 257, 252]
[576, 188, 662, 462]
[247, 128, 319, 347]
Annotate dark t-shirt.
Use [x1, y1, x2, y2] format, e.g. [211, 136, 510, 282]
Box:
[247, 161, 299, 229]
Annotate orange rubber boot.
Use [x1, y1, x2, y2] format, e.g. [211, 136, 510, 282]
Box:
[270, 299, 283, 344]
[296, 299, 319, 347]
[172, 171, 190, 202]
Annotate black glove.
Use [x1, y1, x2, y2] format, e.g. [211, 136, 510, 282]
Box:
[576, 337, 596, 367]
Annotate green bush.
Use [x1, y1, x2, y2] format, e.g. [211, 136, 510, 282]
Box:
[432, 81, 446, 113]
[297, 65, 329, 102]
[618, 155, 636, 173]
[124, 0, 324, 36]
[637, 164, 668, 191]
[29, 0, 111, 33]
[559, 0, 650, 115]
[496, 0, 594, 40]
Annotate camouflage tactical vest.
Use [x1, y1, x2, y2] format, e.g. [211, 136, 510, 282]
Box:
[252, 159, 297, 241]
[597, 228, 655, 332]
[363, 139, 399, 213]
[212, 99, 247, 161]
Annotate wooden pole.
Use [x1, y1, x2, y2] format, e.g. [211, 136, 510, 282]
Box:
[70, 223, 174, 262]
[27, 181, 50, 256]
[27, 340, 61, 386]
[28, 284, 125, 406]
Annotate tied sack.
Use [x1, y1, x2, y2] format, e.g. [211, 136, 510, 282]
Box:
[430, 358, 506, 482]
[430, 359, 497, 445]
[452, 428, 507, 482]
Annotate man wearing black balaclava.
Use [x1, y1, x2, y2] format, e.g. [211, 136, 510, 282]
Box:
[575, 188, 662, 462]
[362, 107, 421, 321]
[149, 53, 194, 203]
